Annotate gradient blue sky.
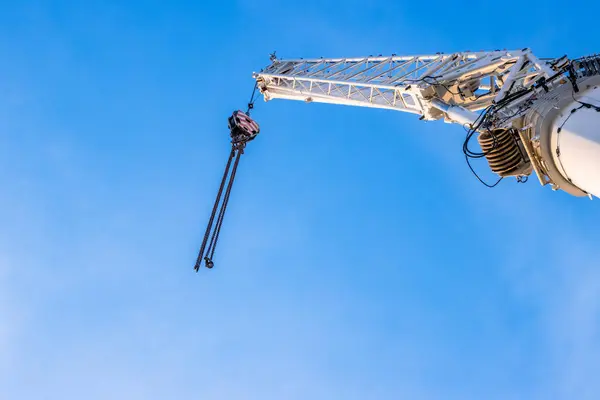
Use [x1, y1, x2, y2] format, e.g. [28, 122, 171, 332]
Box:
[2, 1, 600, 399]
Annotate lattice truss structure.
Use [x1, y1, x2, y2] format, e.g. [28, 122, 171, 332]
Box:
[254, 49, 566, 128]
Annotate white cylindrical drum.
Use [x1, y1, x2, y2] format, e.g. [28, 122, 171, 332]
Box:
[550, 87, 600, 197]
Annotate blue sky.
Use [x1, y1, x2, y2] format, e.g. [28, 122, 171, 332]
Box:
[1, 1, 600, 399]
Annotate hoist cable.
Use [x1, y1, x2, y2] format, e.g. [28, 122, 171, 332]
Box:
[246, 82, 259, 115]
[194, 148, 236, 271]
[205, 145, 244, 264]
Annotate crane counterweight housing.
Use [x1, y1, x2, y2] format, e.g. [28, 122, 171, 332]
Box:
[254, 50, 600, 198]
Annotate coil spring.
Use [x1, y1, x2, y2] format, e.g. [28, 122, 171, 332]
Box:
[477, 129, 526, 177]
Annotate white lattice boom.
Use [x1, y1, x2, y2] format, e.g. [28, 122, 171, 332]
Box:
[254, 49, 559, 125]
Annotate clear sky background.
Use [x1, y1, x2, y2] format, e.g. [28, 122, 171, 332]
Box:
[1, 1, 600, 399]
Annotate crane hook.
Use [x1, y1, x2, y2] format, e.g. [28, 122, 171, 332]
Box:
[194, 110, 260, 272]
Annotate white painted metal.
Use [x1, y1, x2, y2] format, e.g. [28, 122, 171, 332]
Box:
[254, 49, 555, 125]
[430, 99, 479, 126]
[549, 86, 600, 197]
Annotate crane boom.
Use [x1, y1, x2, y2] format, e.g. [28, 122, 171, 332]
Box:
[254, 50, 557, 124]
[253, 50, 600, 198]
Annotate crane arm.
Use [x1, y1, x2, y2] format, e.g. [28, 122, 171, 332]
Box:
[253, 50, 558, 126]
